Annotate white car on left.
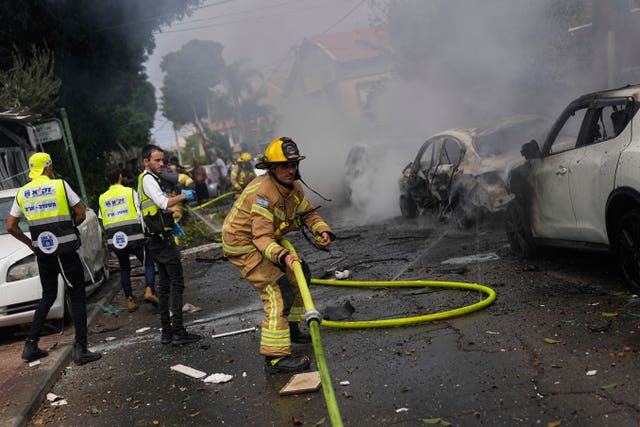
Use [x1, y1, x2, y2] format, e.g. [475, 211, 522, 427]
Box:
[0, 187, 109, 328]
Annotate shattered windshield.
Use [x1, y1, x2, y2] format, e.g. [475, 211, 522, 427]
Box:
[473, 118, 548, 158]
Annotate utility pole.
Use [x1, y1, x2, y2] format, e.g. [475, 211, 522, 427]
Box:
[59, 108, 88, 203]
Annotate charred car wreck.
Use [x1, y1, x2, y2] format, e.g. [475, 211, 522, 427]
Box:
[399, 116, 547, 226]
[506, 84, 640, 291]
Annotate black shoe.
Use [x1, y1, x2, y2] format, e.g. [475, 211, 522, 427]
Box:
[264, 355, 311, 374]
[73, 342, 102, 366]
[22, 338, 48, 362]
[171, 328, 202, 346]
[290, 323, 312, 344]
[161, 329, 173, 345]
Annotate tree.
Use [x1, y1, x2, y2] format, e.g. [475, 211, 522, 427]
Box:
[160, 39, 226, 147]
[0, 1, 200, 203]
[0, 46, 60, 117]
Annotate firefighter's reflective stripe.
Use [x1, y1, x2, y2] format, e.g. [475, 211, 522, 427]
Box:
[251, 203, 273, 221]
[17, 175, 78, 256]
[265, 242, 282, 263]
[221, 239, 256, 255]
[224, 182, 260, 226]
[310, 220, 329, 233]
[260, 327, 291, 348]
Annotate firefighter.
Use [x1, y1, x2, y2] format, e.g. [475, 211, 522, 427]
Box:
[138, 144, 202, 346]
[222, 137, 335, 374]
[229, 152, 257, 193]
[6, 152, 101, 365]
[98, 165, 158, 312]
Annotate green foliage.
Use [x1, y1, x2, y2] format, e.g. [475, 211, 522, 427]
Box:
[0, 46, 60, 116]
[160, 40, 226, 127]
[0, 0, 201, 204]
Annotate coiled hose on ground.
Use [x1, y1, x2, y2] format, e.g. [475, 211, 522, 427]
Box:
[280, 239, 497, 427]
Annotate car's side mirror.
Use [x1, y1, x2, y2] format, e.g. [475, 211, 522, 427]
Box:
[521, 139, 542, 160]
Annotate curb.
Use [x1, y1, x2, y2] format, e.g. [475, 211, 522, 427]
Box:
[6, 276, 120, 427]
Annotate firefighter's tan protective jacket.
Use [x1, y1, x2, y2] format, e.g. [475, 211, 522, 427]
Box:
[222, 173, 332, 269]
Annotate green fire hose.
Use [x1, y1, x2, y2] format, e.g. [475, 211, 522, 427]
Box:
[280, 239, 497, 427]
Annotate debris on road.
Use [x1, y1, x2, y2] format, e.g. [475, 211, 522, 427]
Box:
[441, 252, 500, 265]
[395, 407, 409, 413]
[279, 371, 321, 395]
[323, 300, 355, 320]
[182, 303, 203, 313]
[46, 393, 61, 402]
[203, 373, 233, 384]
[211, 326, 257, 339]
[170, 364, 207, 379]
[334, 270, 350, 279]
[586, 370, 597, 376]
[50, 399, 68, 407]
[135, 327, 151, 334]
[339, 380, 350, 386]
[544, 337, 561, 344]
[29, 360, 41, 367]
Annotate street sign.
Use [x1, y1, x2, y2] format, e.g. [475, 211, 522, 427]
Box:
[32, 120, 63, 144]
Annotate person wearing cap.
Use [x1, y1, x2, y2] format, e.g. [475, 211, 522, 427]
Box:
[98, 165, 158, 312]
[138, 144, 201, 346]
[229, 152, 256, 194]
[5, 152, 102, 365]
[222, 137, 335, 374]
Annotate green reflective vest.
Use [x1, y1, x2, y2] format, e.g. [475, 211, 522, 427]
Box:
[98, 184, 144, 251]
[16, 175, 79, 257]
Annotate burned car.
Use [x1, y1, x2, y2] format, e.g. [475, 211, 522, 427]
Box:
[506, 84, 640, 292]
[399, 116, 548, 226]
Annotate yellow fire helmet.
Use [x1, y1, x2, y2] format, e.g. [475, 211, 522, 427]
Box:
[237, 152, 252, 163]
[255, 137, 305, 169]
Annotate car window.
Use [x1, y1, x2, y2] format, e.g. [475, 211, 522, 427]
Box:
[418, 141, 435, 171]
[579, 103, 631, 147]
[439, 138, 463, 165]
[0, 196, 27, 234]
[548, 107, 588, 154]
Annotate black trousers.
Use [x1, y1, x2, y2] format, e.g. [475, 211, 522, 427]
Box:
[147, 236, 184, 331]
[30, 251, 88, 347]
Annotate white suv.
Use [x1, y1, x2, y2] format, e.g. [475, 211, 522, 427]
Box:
[506, 84, 640, 291]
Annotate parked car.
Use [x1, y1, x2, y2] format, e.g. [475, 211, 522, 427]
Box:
[201, 164, 221, 198]
[0, 188, 109, 328]
[506, 84, 640, 291]
[398, 115, 548, 226]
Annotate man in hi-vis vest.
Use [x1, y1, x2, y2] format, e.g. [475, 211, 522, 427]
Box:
[138, 144, 201, 346]
[6, 152, 101, 365]
[99, 165, 158, 312]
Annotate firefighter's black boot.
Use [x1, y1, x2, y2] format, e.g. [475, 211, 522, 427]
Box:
[73, 342, 102, 365]
[290, 322, 311, 344]
[22, 338, 48, 362]
[264, 355, 311, 374]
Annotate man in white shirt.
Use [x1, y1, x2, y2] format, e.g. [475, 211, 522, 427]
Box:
[6, 152, 101, 365]
[138, 144, 201, 346]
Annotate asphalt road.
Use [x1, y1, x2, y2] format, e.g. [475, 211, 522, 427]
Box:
[21, 212, 640, 426]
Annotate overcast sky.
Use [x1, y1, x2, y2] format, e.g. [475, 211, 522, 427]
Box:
[145, 0, 372, 149]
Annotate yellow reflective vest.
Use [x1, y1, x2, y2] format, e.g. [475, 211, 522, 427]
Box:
[137, 171, 175, 236]
[98, 184, 144, 251]
[16, 175, 79, 257]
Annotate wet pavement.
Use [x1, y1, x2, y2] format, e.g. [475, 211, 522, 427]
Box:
[4, 211, 640, 426]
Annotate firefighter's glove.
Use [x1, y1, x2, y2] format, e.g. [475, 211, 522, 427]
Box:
[282, 253, 301, 270]
[172, 223, 186, 237]
[181, 189, 195, 201]
[313, 231, 332, 249]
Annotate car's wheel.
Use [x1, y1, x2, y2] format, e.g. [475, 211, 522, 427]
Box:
[399, 195, 418, 218]
[505, 199, 536, 257]
[615, 209, 640, 293]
